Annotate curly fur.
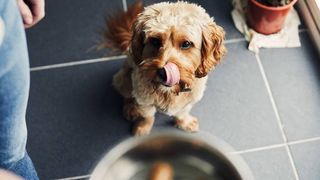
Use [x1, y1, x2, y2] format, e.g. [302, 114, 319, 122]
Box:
[104, 1, 226, 135]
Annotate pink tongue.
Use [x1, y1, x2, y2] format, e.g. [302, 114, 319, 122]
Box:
[163, 62, 180, 86]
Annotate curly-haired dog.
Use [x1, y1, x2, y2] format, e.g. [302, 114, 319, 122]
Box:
[103, 1, 226, 136]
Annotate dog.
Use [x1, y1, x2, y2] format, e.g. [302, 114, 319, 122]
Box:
[103, 1, 226, 136]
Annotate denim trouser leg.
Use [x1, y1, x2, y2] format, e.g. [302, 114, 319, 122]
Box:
[0, 0, 38, 179]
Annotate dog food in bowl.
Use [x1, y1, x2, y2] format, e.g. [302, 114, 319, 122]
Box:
[90, 132, 253, 180]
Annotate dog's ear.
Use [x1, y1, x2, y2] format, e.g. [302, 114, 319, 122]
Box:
[195, 22, 226, 78]
[130, 20, 145, 65]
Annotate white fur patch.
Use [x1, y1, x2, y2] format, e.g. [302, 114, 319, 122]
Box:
[0, 17, 4, 46]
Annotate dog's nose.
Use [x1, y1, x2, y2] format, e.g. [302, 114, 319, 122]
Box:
[157, 68, 167, 83]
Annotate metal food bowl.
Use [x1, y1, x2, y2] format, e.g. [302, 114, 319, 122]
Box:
[90, 132, 254, 180]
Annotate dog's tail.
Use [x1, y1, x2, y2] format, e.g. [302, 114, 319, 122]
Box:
[101, 1, 143, 53]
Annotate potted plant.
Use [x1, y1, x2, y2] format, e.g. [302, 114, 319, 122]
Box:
[246, 0, 298, 34]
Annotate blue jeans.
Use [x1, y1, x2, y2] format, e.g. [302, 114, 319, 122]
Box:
[0, 0, 39, 180]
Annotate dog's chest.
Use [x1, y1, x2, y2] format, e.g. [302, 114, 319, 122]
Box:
[154, 92, 192, 115]
[131, 69, 208, 115]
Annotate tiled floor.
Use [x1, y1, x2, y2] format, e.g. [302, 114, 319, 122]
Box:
[25, 0, 319, 180]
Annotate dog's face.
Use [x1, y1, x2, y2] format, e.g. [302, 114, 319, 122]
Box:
[130, 2, 226, 94]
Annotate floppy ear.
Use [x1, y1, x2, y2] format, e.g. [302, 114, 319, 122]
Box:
[130, 20, 145, 65]
[195, 22, 226, 78]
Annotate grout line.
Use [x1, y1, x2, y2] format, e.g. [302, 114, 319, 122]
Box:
[232, 144, 285, 154]
[30, 55, 127, 72]
[54, 174, 90, 180]
[28, 30, 307, 72]
[255, 53, 288, 142]
[233, 136, 320, 155]
[285, 145, 299, 180]
[122, 0, 128, 11]
[288, 136, 320, 146]
[255, 53, 300, 180]
[225, 38, 246, 44]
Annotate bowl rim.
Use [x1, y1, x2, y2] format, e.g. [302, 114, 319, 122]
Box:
[90, 131, 254, 180]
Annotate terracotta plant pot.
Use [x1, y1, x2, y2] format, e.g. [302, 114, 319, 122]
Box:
[246, 0, 298, 35]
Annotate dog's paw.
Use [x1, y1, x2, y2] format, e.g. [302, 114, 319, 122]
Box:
[175, 116, 199, 132]
[133, 120, 153, 136]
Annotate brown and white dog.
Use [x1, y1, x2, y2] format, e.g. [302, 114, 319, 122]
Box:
[103, 1, 226, 136]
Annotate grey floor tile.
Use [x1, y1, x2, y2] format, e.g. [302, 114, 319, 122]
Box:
[191, 41, 283, 151]
[27, 59, 131, 179]
[259, 32, 320, 141]
[242, 148, 296, 180]
[187, 0, 242, 40]
[26, 0, 123, 67]
[26, 41, 286, 179]
[127, 0, 243, 40]
[290, 141, 320, 180]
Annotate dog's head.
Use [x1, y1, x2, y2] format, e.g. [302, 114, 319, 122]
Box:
[130, 2, 226, 94]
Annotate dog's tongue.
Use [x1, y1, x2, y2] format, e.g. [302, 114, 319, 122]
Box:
[163, 62, 180, 86]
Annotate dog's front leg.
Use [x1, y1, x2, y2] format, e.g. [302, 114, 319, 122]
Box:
[132, 104, 156, 136]
[123, 98, 142, 121]
[174, 104, 199, 132]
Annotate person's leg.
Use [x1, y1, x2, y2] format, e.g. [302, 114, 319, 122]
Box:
[0, 0, 38, 180]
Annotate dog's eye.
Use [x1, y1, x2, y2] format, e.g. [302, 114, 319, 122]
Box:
[149, 37, 162, 48]
[181, 41, 192, 50]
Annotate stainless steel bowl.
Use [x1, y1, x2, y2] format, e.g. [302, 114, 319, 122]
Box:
[90, 132, 254, 180]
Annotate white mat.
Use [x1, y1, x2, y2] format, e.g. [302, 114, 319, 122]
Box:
[231, 0, 301, 53]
